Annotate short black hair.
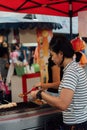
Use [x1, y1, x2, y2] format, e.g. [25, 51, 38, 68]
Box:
[12, 43, 20, 51]
[49, 34, 74, 58]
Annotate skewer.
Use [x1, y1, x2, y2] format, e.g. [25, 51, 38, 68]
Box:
[3, 99, 9, 103]
[18, 87, 38, 98]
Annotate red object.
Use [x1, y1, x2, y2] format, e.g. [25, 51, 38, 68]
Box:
[23, 87, 38, 96]
[22, 73, 40, 102]
[0, 0, 87, 38]
[80, 52, 87, 65]
[71, 37, 86, 51]
[0, 0, 87, 17]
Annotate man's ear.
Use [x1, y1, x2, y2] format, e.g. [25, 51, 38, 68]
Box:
[59, 51, 63, 56]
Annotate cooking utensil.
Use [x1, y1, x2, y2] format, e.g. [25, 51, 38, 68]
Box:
[18, 87, 38, 98]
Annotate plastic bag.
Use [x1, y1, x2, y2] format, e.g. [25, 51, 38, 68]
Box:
[15, 66, 25, 76]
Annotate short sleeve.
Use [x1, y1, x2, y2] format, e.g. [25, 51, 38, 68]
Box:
[60, 69, 78, 92]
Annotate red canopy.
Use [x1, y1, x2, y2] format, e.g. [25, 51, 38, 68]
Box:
[0, 0, 87, 39]
[0, 0, 87, 17]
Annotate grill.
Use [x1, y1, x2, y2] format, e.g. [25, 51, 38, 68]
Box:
[0, 100, 51, 116]
[0, 100, 62, 130]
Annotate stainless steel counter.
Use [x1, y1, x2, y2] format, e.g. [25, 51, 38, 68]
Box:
[0, 102, 62, 130]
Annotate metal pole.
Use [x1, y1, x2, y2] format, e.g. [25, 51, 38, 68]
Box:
[69, 0, 73, 40]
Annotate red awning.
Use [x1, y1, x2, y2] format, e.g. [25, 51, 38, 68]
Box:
[0, 0, 87, 17]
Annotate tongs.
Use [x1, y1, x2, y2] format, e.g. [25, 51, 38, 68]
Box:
[18, 87, 38, 98]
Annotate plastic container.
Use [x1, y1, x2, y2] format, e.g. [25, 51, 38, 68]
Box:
[15, 66, 25, 76]
[32, 63, 40, 73]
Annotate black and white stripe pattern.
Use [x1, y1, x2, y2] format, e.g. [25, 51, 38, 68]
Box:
[59, 61, 87, 124]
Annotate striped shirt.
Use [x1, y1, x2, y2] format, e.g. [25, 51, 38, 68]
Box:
[59, 61, 87, 124]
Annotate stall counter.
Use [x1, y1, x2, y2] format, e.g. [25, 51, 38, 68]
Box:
[0, 103, 62, 130]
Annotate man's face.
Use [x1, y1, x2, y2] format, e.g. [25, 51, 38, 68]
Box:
[50, 50, 63, 66]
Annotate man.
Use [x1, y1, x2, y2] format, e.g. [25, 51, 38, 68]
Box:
[30, 34, 87, 130]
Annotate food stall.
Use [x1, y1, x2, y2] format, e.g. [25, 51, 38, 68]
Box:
[0, 29, 63, 130]
[0, 67, 63, 130]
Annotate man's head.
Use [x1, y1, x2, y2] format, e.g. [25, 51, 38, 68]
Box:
[49, 34, 74, 66]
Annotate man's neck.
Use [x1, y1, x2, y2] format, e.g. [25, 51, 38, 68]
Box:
[63, 58, 73, 68]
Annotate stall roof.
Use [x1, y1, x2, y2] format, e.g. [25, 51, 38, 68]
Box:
[0, 11, 78, 34]
[0, 0, 87, 17]
[0, 0, 86, 38]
